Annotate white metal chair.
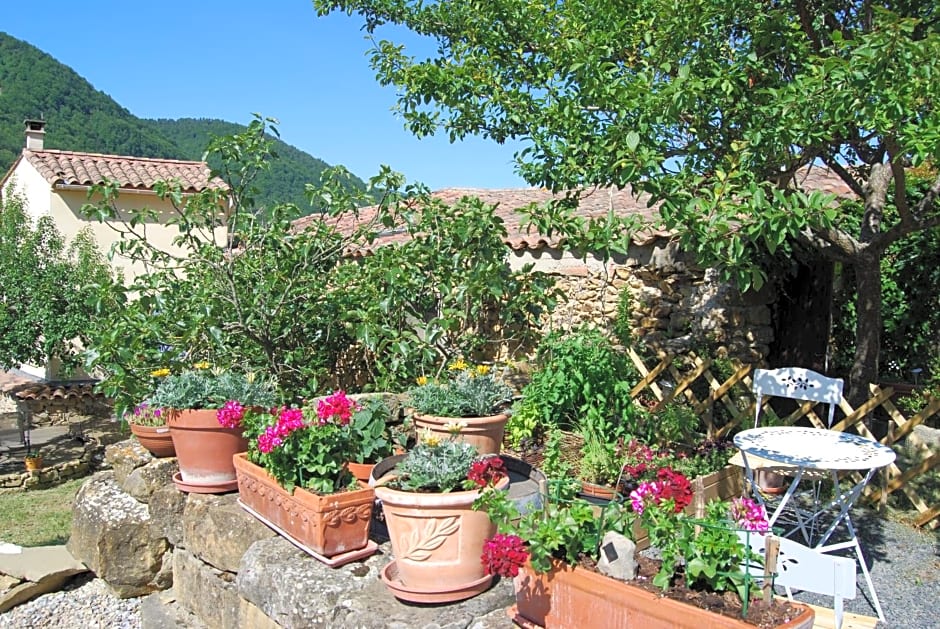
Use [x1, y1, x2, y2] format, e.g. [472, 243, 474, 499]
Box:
[751, 367, 844, 429]
[738, 532, 856, 629]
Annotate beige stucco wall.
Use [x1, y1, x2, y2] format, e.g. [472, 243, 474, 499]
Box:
[5, 158, 227, 281]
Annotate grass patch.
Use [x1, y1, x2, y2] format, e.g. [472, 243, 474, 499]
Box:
[0, 478, 85, 547]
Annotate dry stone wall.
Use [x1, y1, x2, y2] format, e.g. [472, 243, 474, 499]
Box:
[513, 240, 775, 364]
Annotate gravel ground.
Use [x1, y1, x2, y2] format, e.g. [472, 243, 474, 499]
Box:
[0, 574, 141, 629]
[0, 507, 936, 628]
[784, 506, 940, 629]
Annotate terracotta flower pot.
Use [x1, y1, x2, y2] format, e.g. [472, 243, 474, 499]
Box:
[412, 412, 509, 455]
[347, 461, 375, 484]
[233, 453, 375, 558]
[375, 474, 509, 598]
[24, 456, 43, 471]
[511, 559, 816, 629]
[129, 423, 176, 458]
[167, 408, 247, 490]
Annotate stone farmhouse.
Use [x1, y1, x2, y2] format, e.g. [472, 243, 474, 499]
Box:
[296, 171, 855, 369]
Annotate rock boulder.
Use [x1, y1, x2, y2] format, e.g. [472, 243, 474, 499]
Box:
[66, 472, 169, 598]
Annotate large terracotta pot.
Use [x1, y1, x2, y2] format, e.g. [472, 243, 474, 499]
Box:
[511, 559, 816, 629]
[233, 453, 374, 557]
[375, 474, 509, 597]
[412, 412, 509, 455]
[129, 423, 176, 458]
[167, 408, 247, 487]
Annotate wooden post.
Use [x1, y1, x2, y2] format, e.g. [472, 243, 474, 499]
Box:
[762, 535, 780, 604]
[693, 476, 705, 536]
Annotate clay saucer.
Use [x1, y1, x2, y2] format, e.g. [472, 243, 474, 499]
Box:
[379, 561, 493, 604]
[172, 471, 238, 494]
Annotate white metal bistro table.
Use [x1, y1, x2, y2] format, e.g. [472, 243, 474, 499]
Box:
[733, 426, 896, 621]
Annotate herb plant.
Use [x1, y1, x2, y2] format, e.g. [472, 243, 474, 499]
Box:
[147, 368, 276, 410]
[408, 362, 513, 417]
[346, 398, 396, 464]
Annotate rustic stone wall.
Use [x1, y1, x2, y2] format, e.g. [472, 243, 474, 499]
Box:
[512, 240, 776, 364]
[69, 440, 516, 628]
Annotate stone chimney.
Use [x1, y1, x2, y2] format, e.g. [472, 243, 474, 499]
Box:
[24, 119, 45, 150]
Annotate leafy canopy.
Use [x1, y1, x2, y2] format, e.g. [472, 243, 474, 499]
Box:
[316, 0, 940, 390]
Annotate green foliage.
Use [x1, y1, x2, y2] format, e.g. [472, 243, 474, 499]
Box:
[612, 288, 635, 347]
[647, 501, 754, 603]
[143, 117, 371, 212]
[504, 397, 541, 449]
[577, 426, 621, 485]
[475, 479, 634, 573]
[317, 0, 940, 391]
[408, 365, 513, 417]
[83, 117, 393, 414]
[147, 369, 277, 410]
[390, 438, 478, 492]
[242, 404, 353, 494]
[347, 398, 397, 464]
[520, 328, 638, 437]
[337, 195, 560, 389]
[646, 401, 699, 448]
[0, 190, 115, 372]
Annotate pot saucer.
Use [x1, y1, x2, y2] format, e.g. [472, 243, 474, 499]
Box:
[379, 561, 493, 603]
[172, 471, 238, 494]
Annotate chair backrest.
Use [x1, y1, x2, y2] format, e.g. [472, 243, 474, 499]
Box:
[752, 367, 844, 428]
[738, 532, 856, 629]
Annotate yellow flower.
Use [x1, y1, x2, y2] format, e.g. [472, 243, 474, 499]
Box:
[150, 368, 171, 378]
[475, 365, 491, 376]
[448, 358, 468, 372]
[419, 428, 441, 447]
[193, 361, 211, 370]
[443, 419, 467, 435]
[416, 375, 429, 386]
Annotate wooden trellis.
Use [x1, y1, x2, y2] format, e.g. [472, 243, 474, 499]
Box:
[625, 350, 940, 528]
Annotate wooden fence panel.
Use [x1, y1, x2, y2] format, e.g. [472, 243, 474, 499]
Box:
[623, 353, 940, 527]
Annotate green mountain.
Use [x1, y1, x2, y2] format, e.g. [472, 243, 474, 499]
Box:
[0, 32, 368, 211]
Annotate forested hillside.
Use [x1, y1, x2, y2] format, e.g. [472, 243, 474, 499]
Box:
[0, 32, 368, 211]
[144, 118, 368, 210]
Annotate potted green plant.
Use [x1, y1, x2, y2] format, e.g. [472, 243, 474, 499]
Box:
[124, 402, 175, 458]
[475, 469, 816, 629]
[408, 360, 514, 455]
[345, 396, 403, 482]
[148, 367, 276, 493]
[372, 428, 510, 602]
[231, 390, 377, 565]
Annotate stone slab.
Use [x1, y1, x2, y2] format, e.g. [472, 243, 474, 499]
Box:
[0, 544, 86, 582]
[0, 569, 77, 613]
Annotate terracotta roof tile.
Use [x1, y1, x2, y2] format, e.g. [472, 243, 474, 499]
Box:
[293, 186, 668, 254]
[293, 168, 856, 254]
[0, 369, 102, 402]
[23, 149, 225, 193]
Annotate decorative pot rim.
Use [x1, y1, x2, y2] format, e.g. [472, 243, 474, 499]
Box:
[413, 411, 509, 424]
[375, 475, 509, 507]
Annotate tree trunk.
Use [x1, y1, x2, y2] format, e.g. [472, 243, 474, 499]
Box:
[848, 251, 881, 404]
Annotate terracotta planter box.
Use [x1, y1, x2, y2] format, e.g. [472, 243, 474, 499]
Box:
[233, 453, 375, 557]
[511, 559, 815, 629]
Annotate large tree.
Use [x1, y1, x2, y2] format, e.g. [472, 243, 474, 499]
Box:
[317, 0, 940, 397]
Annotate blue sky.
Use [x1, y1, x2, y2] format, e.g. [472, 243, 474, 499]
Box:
[3, 0, 530, 191]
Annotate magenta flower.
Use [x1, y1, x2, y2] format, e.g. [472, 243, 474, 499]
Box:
[216, 400, 245, 428]
[731, 497, 770, 533]
[316, 390, 359, 426]
[629, 481, 661, 515]
[481, 533, 529, 577]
